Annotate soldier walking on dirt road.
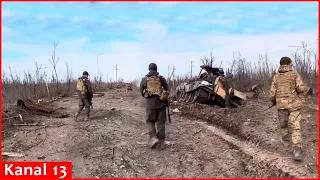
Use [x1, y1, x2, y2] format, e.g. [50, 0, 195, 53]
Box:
[140, 63, 170, 150]
[75, 71, 94, 121]
[269, 57, 312, 161]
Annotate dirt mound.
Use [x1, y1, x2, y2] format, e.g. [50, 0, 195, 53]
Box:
[178, 103, 246, 139]
[177, 101, 279, 145]
[240, 155, 292, 178]
[175, 100, 318, 177]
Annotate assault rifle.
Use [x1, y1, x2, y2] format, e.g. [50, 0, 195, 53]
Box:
[167, 102, 171, 123]
[89, 97, 93, 109]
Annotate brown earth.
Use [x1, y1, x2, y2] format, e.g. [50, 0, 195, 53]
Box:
[1, 89, 318, 178]
[175, 96, 319, 177]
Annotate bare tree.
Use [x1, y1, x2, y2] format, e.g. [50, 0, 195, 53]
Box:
[167, 66, 176, 88]
[48, 41, 60, 92]
[34, 60, 42, 98]
[115, 64, 119, 82]
[200, 49, 215, 67]
[171, 66, 176, 88]
[65, 61, 72, 94]
[292, 42, 318, 87]
[8, 67, 15, 82]
[190, 61, 193, 78]
[167, 65, 171, 81]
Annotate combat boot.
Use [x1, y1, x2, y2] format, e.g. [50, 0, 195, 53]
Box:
[157, 139, 165, 150]
[280, 134, 289, 147]
[149, 137, 159, 149]
[293, 146, 303, 161]
[84, 116, 89, 121]
[74, 112, 80, 121]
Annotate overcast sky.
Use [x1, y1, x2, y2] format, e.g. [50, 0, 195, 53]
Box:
[2, 2, 318, 81]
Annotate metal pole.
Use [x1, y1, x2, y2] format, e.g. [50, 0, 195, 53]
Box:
[97, 53, 103, 76]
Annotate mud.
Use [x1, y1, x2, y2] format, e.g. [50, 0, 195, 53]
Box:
[175, 97, 318, 177]
[1, 90, 318, 178]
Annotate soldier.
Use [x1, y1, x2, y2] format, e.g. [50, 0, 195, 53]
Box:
[75, 71, 94, 121]
[127, 83, 132, 91]
[140, 63, 169, 150]
[269, 57, 312, 161]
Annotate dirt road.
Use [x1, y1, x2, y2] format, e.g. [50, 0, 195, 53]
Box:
[2, 90, 318, 178]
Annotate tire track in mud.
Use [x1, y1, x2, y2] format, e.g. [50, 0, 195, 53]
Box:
[67, 93, 285, 178]
[175, 102, 316, 178]
[115, 97, 297, 178]
[197, 121, 307, 178]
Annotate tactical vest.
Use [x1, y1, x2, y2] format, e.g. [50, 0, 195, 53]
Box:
[76, 78, 87, 95]
[145, 75, 169, 101]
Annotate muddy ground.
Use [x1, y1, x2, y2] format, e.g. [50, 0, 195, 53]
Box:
[1, 89, 318, 178]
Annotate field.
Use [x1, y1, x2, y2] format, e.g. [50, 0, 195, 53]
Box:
[1, 46, 318, 178]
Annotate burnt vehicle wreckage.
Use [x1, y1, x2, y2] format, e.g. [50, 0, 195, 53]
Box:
[176, 65, 248, 108]
[16, 99, 69, 118]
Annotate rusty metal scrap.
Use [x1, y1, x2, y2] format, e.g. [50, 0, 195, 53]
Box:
[18, 99, 54, 113]
[16, 99, 69, 118]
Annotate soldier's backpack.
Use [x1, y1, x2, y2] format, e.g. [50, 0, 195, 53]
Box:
[76, 78, 87, 95]
[145, 75, 169, 101]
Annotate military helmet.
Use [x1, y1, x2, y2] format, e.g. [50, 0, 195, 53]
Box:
[83, 71, 89, 76]
[148, 63, 157, 71]
[280, 57, 292, 65]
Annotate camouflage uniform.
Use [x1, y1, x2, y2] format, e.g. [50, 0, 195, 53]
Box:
[140, 63, 169, 150]
[75, 71, 94, 121]
[269, 57, 311, 161]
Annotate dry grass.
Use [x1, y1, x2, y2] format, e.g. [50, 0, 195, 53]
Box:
[2, 42, 318, 104]
[167, 43, 318, 94]
[2, 71, 132, 104]
[2, 42, 136, 104]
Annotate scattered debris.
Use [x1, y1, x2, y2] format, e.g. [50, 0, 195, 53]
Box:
[173, 108, 180, 113]
[37, 99, 44, 104]
[193, 129, 202, 135]
[37, 156, 46, 160]
[2, 114, 24, 122]
[16, 99, 69, 118]
[165, 141, 175, 145]
[2, 88, 316, 178]
[306, 163, 318, 173]
[2, 152, 25, 157]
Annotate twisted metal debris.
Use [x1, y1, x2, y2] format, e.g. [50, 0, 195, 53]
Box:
[17, 99, 69, 118]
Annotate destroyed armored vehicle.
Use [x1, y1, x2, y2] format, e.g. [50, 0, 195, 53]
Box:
[175, 65, 247, 108]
